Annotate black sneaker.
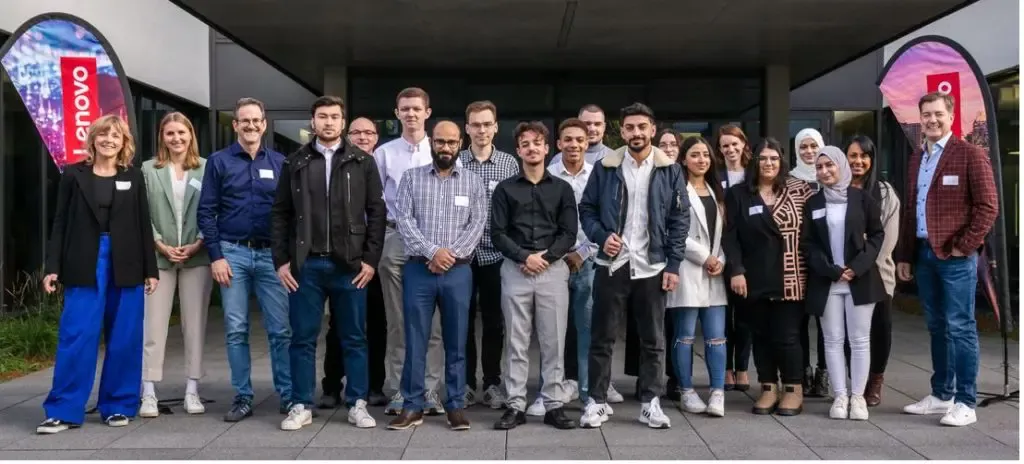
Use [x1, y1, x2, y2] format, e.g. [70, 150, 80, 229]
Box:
[810, 368, 831, 398]
[36, 418, 79, 434]
[224, 399, 253, 422]
[104, 414, 130, 427]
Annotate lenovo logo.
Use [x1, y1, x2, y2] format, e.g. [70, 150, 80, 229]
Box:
[60, 56, 100, 165]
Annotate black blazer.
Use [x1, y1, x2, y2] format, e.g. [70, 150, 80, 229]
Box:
[45, 162, 158, 287]
[799, 187, 886, 317]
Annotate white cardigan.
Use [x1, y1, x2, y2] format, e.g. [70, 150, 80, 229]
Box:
[666, 182, 729, 309]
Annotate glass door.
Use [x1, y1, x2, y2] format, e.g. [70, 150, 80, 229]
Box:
[266, 111, 312, 155]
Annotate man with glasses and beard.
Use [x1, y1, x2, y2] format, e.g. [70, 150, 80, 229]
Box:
[578, 103, 687, 430]
[386, 121, 487, 432]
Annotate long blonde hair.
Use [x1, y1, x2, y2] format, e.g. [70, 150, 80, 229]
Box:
[154, 112, 201, 170]
[84, 114, 135, 168]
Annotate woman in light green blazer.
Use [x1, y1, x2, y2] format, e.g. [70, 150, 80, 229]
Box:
[139, 112, 212, 417]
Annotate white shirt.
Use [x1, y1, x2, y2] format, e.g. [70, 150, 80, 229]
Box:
[315, 139, 341, 191]
[726, 170, 745, 188]
[170, 169, 187, 244]
[374, 135, 433, 222]
[600, 152, 665, 279]
[547, 160, 597, 260]
[826, 202, 850, 295]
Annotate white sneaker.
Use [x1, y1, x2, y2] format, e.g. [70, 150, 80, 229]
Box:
[706, 390, 725, 417]
[482, 385, 506, 409]
[903, 395, 954, 415]
[526, 397, 546, 417]
[566, 380, 580, 401]
[849, 394, 869, 421]
[579, 399, 610, 428]
[939, 402, 978, 427]
[347, 399, 377, 428]
[679, 389, 707, 414]
[424, 390, 445, 416]
[606, 384, 625, 403]
[830, 395, 850, 419]
[139, 394, 159, 418]
[105, 414, 130, 427]
[36, 418, 77, 434]
[281, 404, 313, 431]
[384, 392, 403, 416]
[184, 393, 205, 415]
[464, 387, 478, 407]
[640, 397, 671, 429]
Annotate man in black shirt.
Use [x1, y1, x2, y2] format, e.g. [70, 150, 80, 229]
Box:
[271, 96, 386, 430]
[491, 121, 579, 430]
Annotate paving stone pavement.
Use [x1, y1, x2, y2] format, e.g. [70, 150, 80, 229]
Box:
[0, 306, 1018, 460]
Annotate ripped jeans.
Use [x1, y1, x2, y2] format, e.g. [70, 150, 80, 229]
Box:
[669, 306, 727, 390]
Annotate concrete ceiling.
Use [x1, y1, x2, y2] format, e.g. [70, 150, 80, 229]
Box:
[174, 0, 974, 93]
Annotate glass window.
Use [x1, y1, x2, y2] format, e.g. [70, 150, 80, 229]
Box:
[989, 69, 1019, 295]
[833, 110, 877, 149]
[271, 119, 312, 154]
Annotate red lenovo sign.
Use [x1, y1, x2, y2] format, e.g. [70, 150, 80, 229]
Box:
[60, 56, 100, 165]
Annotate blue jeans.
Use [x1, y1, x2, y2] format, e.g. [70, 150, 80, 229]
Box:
[44, 234, 145, 424]
[669, 305, 727, 390]
[289, 257, 367, 408]
[570, 259, 595, 401]
[400, 260, 472, 412]
[916, 241, 979, 407]
[219, 241, 292, 404]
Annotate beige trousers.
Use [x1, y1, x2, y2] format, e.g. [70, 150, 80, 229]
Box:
[143, 266, 213, 382]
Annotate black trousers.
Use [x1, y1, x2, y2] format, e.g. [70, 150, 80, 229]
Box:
[466, 260, 504, 390]
[747, 299, 804, 385]
[322, 274, 386, 396]
[589, 265, 665, 403]
[800, 315, 827, 371]
[725, 300, 752, 372]
[565, 296, 579, 381]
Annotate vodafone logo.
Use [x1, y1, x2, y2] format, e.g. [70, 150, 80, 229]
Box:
[60, 56, 100, 164]
[937, 80, 953, 94]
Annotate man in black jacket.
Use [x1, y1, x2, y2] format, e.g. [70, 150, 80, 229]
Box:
[271, 96, 387, 431]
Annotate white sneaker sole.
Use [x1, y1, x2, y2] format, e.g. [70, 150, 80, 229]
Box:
[185, 406, 205, 415]
[139, 408, 159, 418]
[939, 415, 977, 427]
[706, 406, 725, 417]
[638, 415, 671, 429]
[681, 404, 707, 414]
[830, 410, 849, 419]
[580, 414, 608, 428]
[36, 425, 70, 434]
[281, 416, 312, 431]
[903, 402, 953, 415]
[348, 416, 377, 428]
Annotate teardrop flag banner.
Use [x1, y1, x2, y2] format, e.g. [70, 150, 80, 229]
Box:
[0, 13, 136, 171]
[877, 35, 1013, 331]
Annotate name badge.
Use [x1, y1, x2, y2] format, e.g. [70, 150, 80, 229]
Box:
[748, 205, 763, 216]
[812, 208, 826, 220]
[259, 169, 274, 179]
[189, 178, 203, 191]
[454, 196, 470, 207]
[942, 175, 959, 186]
[115, 181, 131, 191]
[488, 180, 499, 191]
[721, 180, 728, 189]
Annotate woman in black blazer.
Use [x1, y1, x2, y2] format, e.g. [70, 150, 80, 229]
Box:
[723, 137, 814, 416]
[37, 115, 159, 434]
[799, 145, 884, 422]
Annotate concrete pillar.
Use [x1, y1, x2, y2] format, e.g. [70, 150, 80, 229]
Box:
[760, 64, 791, 147]
[323, 65, 348, 105]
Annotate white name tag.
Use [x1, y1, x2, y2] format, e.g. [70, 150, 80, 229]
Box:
[259, 169, 274, 179]
[488, 180, 499, 191]
[454, 196, 470, 207]
[721, 180, 728, 189]
[942, 175, 959, 186]
[189, 178, 203, 191]
[115, 181, 131, 191]
[748, 205, 763, 216]
[812, 208, 826, 219]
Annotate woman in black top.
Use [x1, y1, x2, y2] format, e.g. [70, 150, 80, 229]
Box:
[37, 115, 159, 434]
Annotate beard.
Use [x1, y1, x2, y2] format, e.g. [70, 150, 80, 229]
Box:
[432, 150, 456, 170]
[628, 137, 649, 153]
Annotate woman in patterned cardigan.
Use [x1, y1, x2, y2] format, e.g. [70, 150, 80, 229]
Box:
[723, 137, 814, 416]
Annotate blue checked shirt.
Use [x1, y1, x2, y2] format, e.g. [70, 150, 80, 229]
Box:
[458, 147, 521, 265]
[396, 163, 488, 261]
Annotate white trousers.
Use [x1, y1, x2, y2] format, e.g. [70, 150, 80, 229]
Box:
[821, 292, 874, 396]
[143, 266, 213, 382]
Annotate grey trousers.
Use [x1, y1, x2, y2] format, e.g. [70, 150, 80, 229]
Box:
[500, 258, 571, 412]
[379, 227, 445, 396]
[143, 266, 213, 382]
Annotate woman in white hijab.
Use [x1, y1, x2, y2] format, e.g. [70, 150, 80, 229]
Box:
[791, 128, 823, 184]
[799, 146, 886, 421]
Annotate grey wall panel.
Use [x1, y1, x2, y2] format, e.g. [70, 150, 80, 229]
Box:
[213, 42, 316, 111]
[790, 51, 884, 110]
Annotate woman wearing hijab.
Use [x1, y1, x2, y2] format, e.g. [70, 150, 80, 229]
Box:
[792, 128, 830, 398]
[800, 146, 885, 421]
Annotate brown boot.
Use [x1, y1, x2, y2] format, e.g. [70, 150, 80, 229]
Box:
[864, 373, 884, 407]
[386, 410, 423, 430]
[752, 383, 778, 415]
[776, 384, 803, 416]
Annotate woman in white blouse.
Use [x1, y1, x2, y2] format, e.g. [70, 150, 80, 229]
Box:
[666, 136, 729, 417]
[139, 112, 212, 417]
[799, 146, 885, 421]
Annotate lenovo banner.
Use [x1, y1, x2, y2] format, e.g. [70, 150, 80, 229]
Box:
[0, 13, 136, 171]
[877, 36, 1012, 331]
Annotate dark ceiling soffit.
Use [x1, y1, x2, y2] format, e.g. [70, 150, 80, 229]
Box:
[168, 0, 323, 95]
[788, 0, 981, 91]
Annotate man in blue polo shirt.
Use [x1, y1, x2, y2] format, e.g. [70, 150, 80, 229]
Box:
[198, 97, 292, 422]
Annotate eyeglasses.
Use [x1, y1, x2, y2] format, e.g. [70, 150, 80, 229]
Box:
[432, 139, 462, 149]
[468, 122, 496, 130]
[348, 130, 378, 137]
[236, 118, 264, 126]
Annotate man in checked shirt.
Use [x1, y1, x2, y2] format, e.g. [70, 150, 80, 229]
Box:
[387, 121, 487, 431]
[457, 101, 520, 409]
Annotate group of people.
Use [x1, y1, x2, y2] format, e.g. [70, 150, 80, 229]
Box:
[35, 85, 997, 436]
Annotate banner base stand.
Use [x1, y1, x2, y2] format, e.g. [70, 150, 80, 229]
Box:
[978, 389, 1018, 408]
